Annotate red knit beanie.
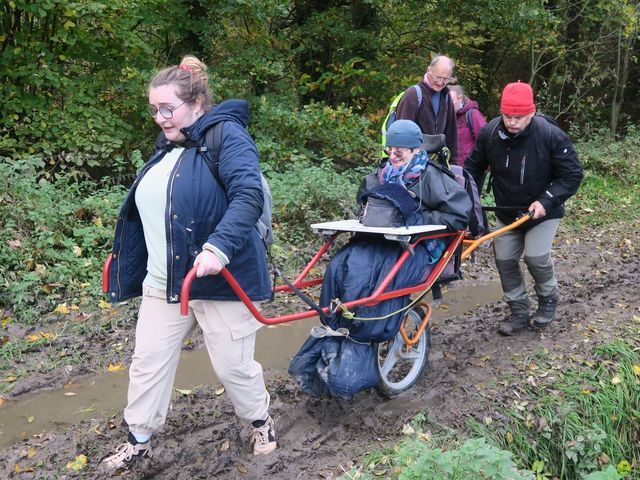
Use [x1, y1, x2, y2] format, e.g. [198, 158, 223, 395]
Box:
[501, 81, 536, 115]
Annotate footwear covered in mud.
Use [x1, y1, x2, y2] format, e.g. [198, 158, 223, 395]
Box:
[498, 311, 530, 335]
[102, 432, 153, 469]
[532, 293, 559, 327]
[251, 415, 277, 455]
[498, 299, 531, 336]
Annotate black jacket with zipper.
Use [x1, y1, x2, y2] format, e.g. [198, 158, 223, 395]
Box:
[464, 115, 583, 228]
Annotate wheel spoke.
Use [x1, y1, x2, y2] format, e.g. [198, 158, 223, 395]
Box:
[379, 339, 402, 377]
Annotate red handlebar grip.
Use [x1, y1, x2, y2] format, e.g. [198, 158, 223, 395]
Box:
[102, 253, 113, 293]
[180, 267, 198, 315]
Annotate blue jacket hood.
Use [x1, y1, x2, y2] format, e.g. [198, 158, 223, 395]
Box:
[181, 99, 250, 141]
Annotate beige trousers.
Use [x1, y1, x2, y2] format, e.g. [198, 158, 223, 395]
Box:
[124, 285, 270, 437]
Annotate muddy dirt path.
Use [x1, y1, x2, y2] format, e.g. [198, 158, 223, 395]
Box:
[0, 222, 638, 479]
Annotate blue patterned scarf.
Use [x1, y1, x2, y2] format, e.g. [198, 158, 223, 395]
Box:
[378, 150, 429, 186]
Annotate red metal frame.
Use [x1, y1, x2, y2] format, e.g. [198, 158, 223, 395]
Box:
[101, 215, 531, 326]
[180, 230, 464, 323]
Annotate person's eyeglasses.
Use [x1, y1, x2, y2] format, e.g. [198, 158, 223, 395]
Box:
[428, 72, 454, 84]
[148, 102, 185, 119]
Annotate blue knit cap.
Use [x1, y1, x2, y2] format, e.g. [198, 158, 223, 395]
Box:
[386, 120, 423, 148]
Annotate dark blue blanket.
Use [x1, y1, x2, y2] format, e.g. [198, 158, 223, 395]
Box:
[289, 234, 442, 398]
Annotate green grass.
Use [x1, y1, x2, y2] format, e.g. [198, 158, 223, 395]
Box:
[472, 340, 639, 479]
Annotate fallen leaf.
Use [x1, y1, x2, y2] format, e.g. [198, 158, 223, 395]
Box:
[1, 316, 10, 328]
[93, 216, 103, 227]
[107, 363, 125, 373]
[214, 386, 225, 396]
[219, 439, 230, 452]
[3, 376, 17, 383]
[7, 239, 22, 249]
[26, 447, 36, 458]
[14, 463, 34, 473]
[72, 246, 83, 257]
[506, 432, 513, 444]
[27, 416, 34, 423]
[175, 388, 193, 396]
[54, 303, 69, 315]
[66, 454, 88, 471]
[633, 365, 640, 376]
[611, 375, 621, 385]
[98, 299, 112, 310]
[528, 363, 539, 370]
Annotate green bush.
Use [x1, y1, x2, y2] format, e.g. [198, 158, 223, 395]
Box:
[341, 434, 535, 480]
[574, 127, 640, 184]
[252, 97, 380, 170]
[0, 156, 127, 323]
[267, 159, 369, 246]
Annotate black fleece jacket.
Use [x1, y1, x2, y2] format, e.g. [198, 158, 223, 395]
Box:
[464, 115, 583, 228]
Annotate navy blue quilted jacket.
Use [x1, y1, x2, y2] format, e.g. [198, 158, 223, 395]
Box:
[108, 100, 271, 303]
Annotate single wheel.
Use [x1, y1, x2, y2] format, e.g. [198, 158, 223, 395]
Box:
[375, 305, 431, 398]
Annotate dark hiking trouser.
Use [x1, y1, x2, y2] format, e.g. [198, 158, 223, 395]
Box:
[493, 218, 561, 305]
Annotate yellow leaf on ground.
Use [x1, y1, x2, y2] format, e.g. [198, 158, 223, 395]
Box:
[72, 245, 82, 257]
[1, 316, 11, 327]
[506, 432, 514, 444]
[93, 216, 103, 227]
[98, 299, 112, 310]
[14, 463, 34, 473]
[66, 454, 88, 471]
[633, 365, 640, 376]
[107, 363, 125, 372]
[54, 303, 69, 315]
[27, 416, 34, 423]
[26, 447, 36, 458]
[611, 375, 621, 385]
[3, 376, 17, 383]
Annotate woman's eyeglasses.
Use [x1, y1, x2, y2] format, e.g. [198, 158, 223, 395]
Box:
[148, 102, 185, 119]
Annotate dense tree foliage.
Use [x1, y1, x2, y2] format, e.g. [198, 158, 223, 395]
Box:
[1, 0, 639, 172]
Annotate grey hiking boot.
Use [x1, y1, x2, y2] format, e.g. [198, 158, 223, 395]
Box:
[498, 299, 531, 336]
[102, 432, 152, 469]
[251, 416, 277, 455]
[532, 294, 559, 327]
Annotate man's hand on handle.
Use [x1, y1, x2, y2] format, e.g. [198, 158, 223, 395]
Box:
[528, 201, 547, 220]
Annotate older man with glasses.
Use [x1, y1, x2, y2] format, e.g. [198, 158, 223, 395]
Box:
[395, 55, 459, 163]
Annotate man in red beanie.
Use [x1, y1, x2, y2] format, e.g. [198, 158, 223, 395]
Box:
[464, 81, 583, 335]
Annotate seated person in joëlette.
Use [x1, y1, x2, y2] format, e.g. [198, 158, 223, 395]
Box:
[357, 119, 471, 233]
[288, 120, 471, 399]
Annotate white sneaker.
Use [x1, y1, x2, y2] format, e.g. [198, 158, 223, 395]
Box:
[251, 416, 277, 455]
[102, 433, 152, 469]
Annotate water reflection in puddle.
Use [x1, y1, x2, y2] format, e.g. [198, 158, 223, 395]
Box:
[0, 280, 501, 448]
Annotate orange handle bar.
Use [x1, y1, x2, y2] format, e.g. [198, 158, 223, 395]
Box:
[461, 212, 532, 261]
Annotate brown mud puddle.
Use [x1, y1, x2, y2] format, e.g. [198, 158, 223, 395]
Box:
[0, 224, 638, 479]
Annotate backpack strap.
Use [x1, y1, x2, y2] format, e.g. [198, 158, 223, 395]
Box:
[412, 84, 423, 108]
[198, 121, 225, 190]
[465, 108, 476, 138]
